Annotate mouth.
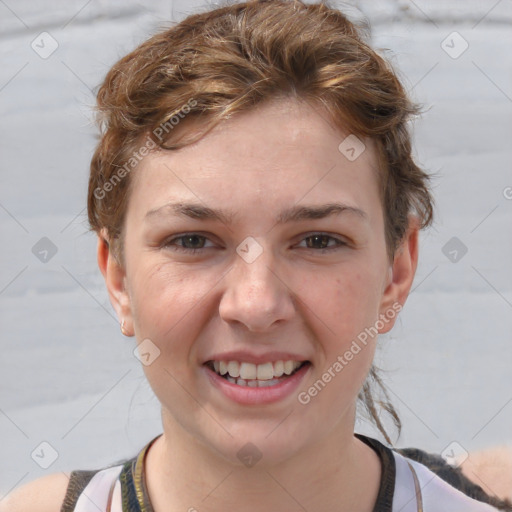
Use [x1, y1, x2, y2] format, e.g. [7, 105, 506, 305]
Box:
[204, 359, 311, 388]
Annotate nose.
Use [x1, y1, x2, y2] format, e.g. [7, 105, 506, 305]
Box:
[218, 243, 296, 332]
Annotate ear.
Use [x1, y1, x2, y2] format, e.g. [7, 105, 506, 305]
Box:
[97, 228, 134, 336]
[377, 215, 419, 334]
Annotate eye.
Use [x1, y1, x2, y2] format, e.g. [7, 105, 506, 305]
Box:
[163, 233, 216, 253]
[162, 232, 348, 255]
[297, 233, 347, 251]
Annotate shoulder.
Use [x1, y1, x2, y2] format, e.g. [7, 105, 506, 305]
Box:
[396, 446, 512, 511]
[458, 445, 512, 503]
[0, 472, 71, 512]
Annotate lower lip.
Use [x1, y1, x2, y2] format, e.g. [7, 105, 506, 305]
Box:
[203, 363, 311, 405]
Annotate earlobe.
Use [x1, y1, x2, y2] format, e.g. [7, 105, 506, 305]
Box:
[378, 216, 420, 334]
[97, 228, 134, 336]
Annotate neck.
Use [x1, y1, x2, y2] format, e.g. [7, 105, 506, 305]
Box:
[144, 407, 382, 512]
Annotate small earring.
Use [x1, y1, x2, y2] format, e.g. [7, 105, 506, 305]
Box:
[121, 319, 127, 336]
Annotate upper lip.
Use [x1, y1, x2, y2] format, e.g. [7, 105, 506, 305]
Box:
[203, 351, 311, 365]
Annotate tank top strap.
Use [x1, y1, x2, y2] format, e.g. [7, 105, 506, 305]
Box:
[73, 464, 124, 512]
[131, 433, 162, 511]
[106, 473, 123, 512]
[392, 450, 500, 512]
[392, 450, 423, 512]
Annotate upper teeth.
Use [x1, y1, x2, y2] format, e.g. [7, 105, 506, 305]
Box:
[213, 360, 303, 380]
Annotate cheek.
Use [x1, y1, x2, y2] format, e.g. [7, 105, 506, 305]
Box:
[130, 263, 209, 346]
[301, 269, 383, 391]
[327, 272, 381, 338]
[310, 275, 379, 409]
[129, 266, 211, 397]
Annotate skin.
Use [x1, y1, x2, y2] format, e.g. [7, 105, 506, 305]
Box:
[460, 447, 512, 501]
[97, 97, 419, 512]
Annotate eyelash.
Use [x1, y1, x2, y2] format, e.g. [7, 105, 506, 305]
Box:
[163, 232, 347, 254]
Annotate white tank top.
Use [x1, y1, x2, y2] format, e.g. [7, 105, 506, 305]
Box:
[71, 450, 501, 512]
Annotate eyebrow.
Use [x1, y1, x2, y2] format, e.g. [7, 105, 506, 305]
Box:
[144, 201, 368, 225]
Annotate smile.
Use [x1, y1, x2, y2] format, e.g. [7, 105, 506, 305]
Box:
[203, 359, 312, 405]
[206, 359, 307, 387]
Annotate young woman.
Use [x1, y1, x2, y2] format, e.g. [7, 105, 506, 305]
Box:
[3, 1, 511, 511]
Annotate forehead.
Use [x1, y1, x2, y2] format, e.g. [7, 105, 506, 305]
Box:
[128, 98, 382, 225]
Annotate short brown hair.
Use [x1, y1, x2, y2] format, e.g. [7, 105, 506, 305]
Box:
[88, 0, 434, 445]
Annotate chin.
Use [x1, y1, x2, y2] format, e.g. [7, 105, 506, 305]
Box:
[205, 420, 313, 470]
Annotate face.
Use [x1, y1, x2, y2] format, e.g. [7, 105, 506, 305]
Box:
[100, 97, 417, 467]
